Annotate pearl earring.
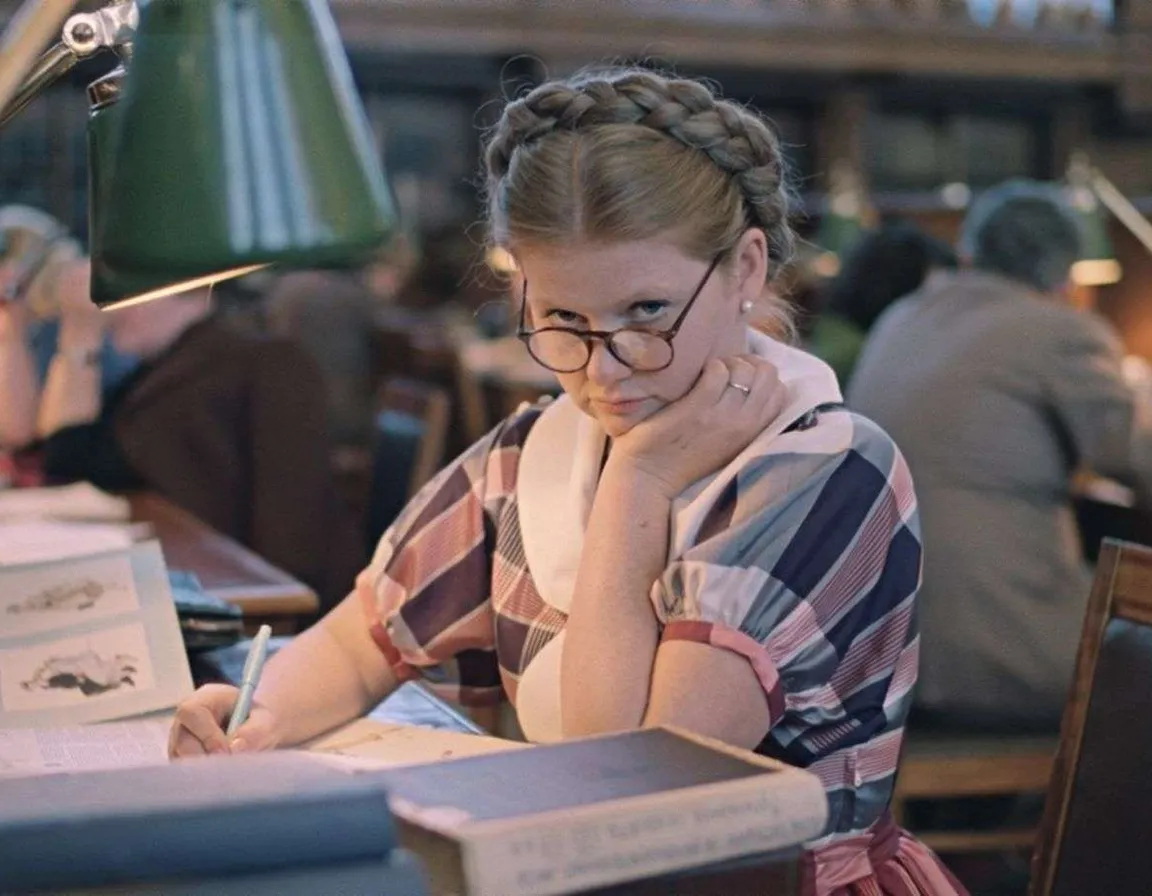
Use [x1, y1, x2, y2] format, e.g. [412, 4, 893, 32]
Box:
[739, 299, 753, 314]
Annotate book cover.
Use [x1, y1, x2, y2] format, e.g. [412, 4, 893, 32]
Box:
[367, 725, 827, 896]
[0, 752, 399, 892]
[0, 541, 194, 728]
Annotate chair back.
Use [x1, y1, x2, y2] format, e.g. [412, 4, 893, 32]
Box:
[1030, 538, 1152, 895]
[365, 378, 450, 552]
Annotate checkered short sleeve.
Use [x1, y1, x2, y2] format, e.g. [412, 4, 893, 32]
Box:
[652, 413, 922, 750]
[355, 407, 541, 706]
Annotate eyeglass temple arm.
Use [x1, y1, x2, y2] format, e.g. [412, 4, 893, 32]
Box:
[0, 0, 136, 130]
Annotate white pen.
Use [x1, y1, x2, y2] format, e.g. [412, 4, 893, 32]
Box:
[225, 624, 272, 738]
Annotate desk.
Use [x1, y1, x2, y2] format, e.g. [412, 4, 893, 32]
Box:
[194, 641, 800, 895]
[129, 492, 318, 629]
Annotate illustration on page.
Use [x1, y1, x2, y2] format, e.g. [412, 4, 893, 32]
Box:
[0, 551, 138, 640]
[0, 624, 156, 712]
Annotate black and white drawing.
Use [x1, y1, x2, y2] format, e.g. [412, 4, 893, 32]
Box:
[0, 553, 138, 640]
[0, 625, 156, 712]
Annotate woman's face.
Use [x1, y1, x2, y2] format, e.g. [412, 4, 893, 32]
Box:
[516, 233, 767, 437]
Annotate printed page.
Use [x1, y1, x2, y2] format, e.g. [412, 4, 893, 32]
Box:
[0, 482, 130, 522]
[303, 717, 529, 772]
[0, 716, 171, 778]
[0, 541, 194, 728]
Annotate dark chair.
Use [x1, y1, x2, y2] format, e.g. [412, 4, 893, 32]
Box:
[1030, 538, 1152, 895]
[365, 378, 450, 553]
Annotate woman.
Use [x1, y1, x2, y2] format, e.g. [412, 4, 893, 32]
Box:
[171, 68, 963, 895]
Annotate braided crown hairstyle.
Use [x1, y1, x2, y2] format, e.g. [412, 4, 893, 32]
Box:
[484, 68, 795, 300]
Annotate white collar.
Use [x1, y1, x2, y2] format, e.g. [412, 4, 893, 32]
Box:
[517, 330, 842, 615]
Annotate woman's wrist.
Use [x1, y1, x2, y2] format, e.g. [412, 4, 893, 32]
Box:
[52, 343, 101, 369]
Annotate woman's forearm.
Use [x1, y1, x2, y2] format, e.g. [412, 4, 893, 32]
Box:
[0, 330, 39, 448]
[36, 340, 102, 437]
[561, 460, 671, 737]
[254, 594, 398, 746]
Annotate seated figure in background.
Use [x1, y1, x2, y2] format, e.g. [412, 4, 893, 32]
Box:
[262, 236, 418, 448]
[36, 271, 364, 613]
[805, 220, 956, 390]
[849, 180, 1152, 732]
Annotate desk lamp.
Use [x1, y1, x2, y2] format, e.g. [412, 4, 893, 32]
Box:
[0, 0, 396, 309]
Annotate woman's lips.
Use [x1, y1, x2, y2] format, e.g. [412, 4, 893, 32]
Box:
[593, 397, 646, 414]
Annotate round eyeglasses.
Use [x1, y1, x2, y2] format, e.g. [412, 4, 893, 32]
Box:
[516, 254, 723, 374]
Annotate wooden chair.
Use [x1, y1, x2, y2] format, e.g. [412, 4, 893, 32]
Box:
[364, 377, 451, 552]
[891, 730, 1056, 854]
[1030, 538, 1152, 895]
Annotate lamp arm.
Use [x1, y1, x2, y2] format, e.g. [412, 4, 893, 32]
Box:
[1090, 168, 1152, 258]
[0, 41, 78, 129]
[0, 0, 137, 130]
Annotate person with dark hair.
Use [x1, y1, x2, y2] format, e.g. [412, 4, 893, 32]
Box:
[36, 270, 364, 614]
[806, 220, 956, 387]
[849, 179, 1152, 730]
[171, 67, 961, 894]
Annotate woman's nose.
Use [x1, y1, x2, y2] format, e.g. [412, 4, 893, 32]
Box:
[584, 339, 629, 385]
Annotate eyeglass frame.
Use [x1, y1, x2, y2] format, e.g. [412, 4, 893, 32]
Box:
[516, 252, 725, 374]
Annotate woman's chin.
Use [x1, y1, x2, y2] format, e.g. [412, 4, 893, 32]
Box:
[586, 400, 658, 437]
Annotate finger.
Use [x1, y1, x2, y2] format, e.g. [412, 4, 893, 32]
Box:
[691, 358, 731, 405]
[169, 726, 210, 760]
[173, 703, 232, 755]
[723, 357, 756, 393]
[229, 709, 278, 753]
[171, 686, 237, 756]
[747, 360, 786, 420]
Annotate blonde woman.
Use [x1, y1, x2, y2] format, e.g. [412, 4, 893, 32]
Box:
[171, 68, 963, 895]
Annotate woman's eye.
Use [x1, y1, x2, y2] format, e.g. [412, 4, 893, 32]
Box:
[547, 309, 585, 326]
[632, 300, 669, 320]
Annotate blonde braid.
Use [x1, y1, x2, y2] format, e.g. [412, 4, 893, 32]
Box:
[485, 70, 793, 264]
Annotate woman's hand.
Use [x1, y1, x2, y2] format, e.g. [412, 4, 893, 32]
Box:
[168, 684, 282, 758]
[610, 355, 785, 499]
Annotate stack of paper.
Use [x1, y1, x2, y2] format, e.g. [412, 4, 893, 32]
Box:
[0, 482, 131, 522]
[0, 520, 142, 566]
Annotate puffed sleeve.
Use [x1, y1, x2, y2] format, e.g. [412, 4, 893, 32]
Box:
[652, 411, 922, 764]
[356, 406, 541, 706]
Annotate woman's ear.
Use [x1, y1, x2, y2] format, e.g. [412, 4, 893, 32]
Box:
[731, 229, 769, 309]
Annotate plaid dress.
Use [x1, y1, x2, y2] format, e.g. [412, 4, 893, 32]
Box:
[357, 337, 965, 896]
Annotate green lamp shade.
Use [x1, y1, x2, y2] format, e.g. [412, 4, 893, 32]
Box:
[1068, 185, 1121, 287]
[89, 0, 396, 308]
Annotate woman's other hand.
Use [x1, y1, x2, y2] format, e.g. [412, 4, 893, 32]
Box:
[610, 355, 785, 499]
[168, 684, 281, 758]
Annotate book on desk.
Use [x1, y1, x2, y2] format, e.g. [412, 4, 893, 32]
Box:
[0, 724, 826, 896]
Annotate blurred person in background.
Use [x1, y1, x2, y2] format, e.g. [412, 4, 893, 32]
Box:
[0, 206, 137, 463]
[37, 272, 364, 613]
[263, 235, 419, 448]
[806, 220, 956, 389]
[849, 180, 1152, 732]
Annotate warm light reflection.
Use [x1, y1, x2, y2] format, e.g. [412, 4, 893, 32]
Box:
[1071, 258, 1122, 287]
[99, 263, 268, 310]
[486, 245, 518, 275]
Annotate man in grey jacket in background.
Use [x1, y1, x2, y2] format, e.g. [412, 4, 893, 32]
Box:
[849, 180, 1152, 730]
